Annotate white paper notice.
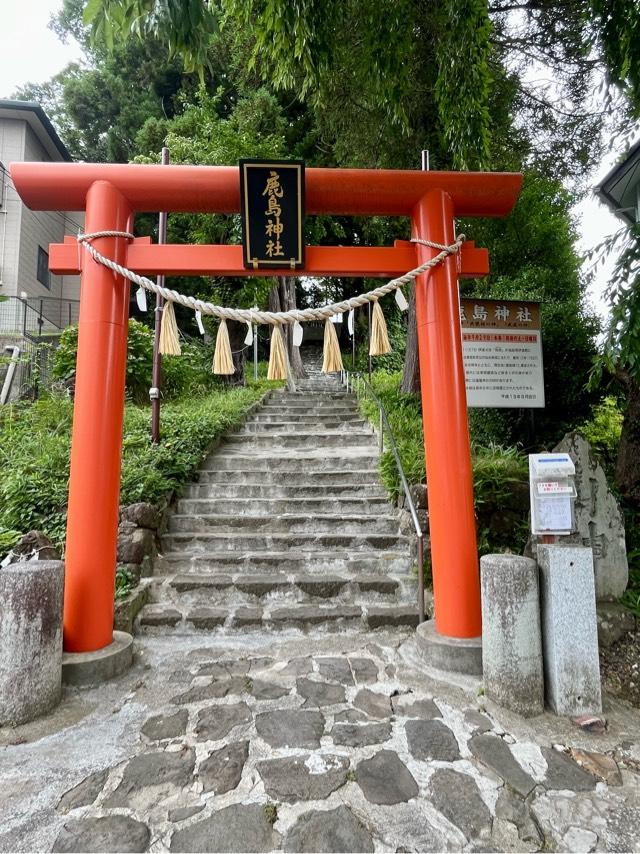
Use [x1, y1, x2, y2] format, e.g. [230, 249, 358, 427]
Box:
[536, 496, 572, 532]
[462, 328, 545, 408]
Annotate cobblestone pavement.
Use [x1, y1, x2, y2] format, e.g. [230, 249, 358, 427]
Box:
[1, 631, 639, 853]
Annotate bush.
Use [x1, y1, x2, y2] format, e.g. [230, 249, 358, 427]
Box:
[578, 396, 623, 473]
[52, 318, 219, 403]
[0, 374, 281, 559]
[354, 370, 530, 556]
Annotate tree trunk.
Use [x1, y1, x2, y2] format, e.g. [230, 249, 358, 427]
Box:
[400, 282, 420, 394]
[268, 277, 306, 378]
[616, 374, 640, 506]
[224, 319, 247, 386]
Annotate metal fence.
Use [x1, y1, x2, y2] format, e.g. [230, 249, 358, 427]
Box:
[0, 296, 80, 339]
[0, 297, 78, 402]
[0, 338, 58, 403]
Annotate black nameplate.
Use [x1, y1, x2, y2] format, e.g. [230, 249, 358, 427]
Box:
[239, 159, 305, 269]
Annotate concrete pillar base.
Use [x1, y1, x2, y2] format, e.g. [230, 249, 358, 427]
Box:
[416, 621, 482, 675]
[62, 631, 133, 687]
[0, 560, 64, 726]
[538, 545, 602, 715]
[480, 554, 544, 717]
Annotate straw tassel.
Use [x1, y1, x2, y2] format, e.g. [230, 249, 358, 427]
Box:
[322, 317, 344, 373]
[369, 300, 391, 356]
[212, 319, 235, 375]
[267, 325, 288, 380]
[159, 300, 181, 355]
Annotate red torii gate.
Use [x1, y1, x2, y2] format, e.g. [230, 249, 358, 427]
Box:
[11, 163, 522, 657]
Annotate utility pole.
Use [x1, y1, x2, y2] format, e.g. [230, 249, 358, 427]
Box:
[150, 147, 169, 443]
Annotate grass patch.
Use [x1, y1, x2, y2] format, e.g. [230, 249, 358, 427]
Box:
[0, 374, 281, 559]
[263, 804, 278, 825]
[115, 566, 138, 600]
[353, 370, 529, 556]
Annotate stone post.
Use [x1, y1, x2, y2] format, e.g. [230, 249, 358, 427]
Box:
[0, 560, 64, 725]
[538, 545, 602, 715]
[480, 554, 544, 717]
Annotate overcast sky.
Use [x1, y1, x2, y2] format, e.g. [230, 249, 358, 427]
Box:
[0, 0, 630, 325]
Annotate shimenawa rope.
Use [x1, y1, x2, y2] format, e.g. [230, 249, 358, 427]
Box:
[76, 231, 464, 326]
[76, 230, 464, 377]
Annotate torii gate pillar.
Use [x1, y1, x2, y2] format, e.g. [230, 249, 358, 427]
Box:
[413, 189, 482, 658]
[64, 182, 133, 652]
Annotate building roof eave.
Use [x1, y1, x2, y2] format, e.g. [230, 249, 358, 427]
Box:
[595, 138, 640, 226]
[0, 99, 72, 163]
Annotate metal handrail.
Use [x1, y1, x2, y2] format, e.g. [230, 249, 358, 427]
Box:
[341, 369, 426, 623]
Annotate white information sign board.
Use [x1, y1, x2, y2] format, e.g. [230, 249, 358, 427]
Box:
[460, 298, 544, 408]
[529, 453, 576, 535]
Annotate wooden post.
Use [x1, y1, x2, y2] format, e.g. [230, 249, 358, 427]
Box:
[151, 146, 169, 444]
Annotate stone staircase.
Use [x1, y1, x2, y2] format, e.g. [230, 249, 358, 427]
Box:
[137, 364, 418, 634]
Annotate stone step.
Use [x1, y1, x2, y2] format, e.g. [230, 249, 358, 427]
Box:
[182, 482, 386, 500]
[241, 420, 368, 433]
[260, 400, 359, 411]
[224, 433, 376, 449]
[136, 602, 419, 634]
[157, 550, 412, 575]
[161, 532, 409, 552]
[147, 573, 411, 608]
[167, 513, 400, 535]
[250, 413, 365, 424]
[257, 408, 360, 418]
[270, 392, 352, 401]
[197, 458, 380, 474]
[175, 497, 390, 515]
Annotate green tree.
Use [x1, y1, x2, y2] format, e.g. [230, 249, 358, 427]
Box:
[591, 223, 640, 502]
[462, 173, 601, 446]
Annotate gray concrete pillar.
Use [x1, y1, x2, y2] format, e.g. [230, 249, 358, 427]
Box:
[538, 545, 602, 715]
[480, 554, 544, 717]
[0, 560, 64, 725]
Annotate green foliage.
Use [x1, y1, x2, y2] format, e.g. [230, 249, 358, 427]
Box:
[84, 0, 218, 78]
[434, 0, 492, 169]
[593, 223, 640, 385]
[354, 370, 529, 557]
[0, 528, 21, 558]
[352, 300, 407, 375]
[0, 396, 74, 551]
[621, 566, 640, 618]
[621, 503, 640, 618]
[16, 0, 196, 163]
[578, 396, 624, 470]
[592, 0, 640, 114]
[462, 172, 601, 446]
[52, 319, 218, 402]
[118, 383, 276, 505]
[354, 371, 427, 492]
[0, 377, 279, 556]
[115, 566, 137, 600]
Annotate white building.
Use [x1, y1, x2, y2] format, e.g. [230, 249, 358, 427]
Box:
[0, 99, 82, 334]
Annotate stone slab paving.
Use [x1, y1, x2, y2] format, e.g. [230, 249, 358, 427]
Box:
[1, 631, 640, 853]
